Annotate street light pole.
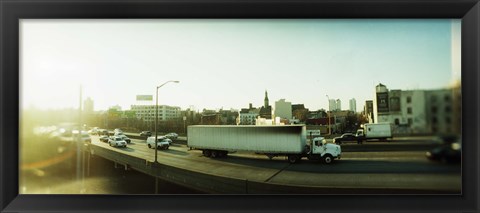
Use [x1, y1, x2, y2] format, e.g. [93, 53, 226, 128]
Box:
[326, 95, 331, 135]
[155, 80, 179, 163]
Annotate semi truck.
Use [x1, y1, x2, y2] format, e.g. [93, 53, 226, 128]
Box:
[356, 123, 392, 142]
[187, 125, 341, 164]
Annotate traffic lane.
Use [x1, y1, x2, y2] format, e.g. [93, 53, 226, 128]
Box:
[92, 135, 459, 175]
[91, 136, 461, 173]
[92, 136, 289, 182]
[89, 136, 461, 191]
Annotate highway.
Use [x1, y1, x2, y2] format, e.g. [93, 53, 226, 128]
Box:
[89, 135, 461, 194]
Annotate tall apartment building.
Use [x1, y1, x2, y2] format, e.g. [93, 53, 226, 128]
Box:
[329, 99, 342, 111]
[349, 98, 356, 113]
[131, 105, 181, 122]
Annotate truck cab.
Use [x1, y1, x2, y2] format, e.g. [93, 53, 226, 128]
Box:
[309, 137, 342, 164]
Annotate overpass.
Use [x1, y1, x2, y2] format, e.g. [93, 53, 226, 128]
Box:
[80, 134, 460, 194]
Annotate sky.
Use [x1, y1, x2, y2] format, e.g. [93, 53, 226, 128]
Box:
[20, 19, 461, 112]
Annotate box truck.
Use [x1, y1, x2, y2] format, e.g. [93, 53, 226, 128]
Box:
[356, 123, 392, 142]
[187, 125, 341, 164]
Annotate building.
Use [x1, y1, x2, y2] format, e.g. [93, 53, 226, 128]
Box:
[349, 98, 356, 113]
[372, 83, 460, 135]
[131, 104, 181, 123]
[335, 99, 342, 111]
[425, 89, 457, 134]
[291, 104, 308, 122]
[328, 99, 342, 111]
[83, 97, 94, 114]
[275, 99, 292, 120]
[259, 90, 272, 119]
[364, 100, 374, 123]
[200, 109, 220, 125]
[239, 104, 259, 125]
[328, 99, 336, 111]
[218, 109, 239, 125]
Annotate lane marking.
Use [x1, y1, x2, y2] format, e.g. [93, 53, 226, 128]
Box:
[264, 163, 290, 183]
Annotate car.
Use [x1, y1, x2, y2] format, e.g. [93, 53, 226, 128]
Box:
[333, 133, 361, 145]
[88, 127, 99, 135]
[165, 132, 178, 140]
[118, 135, 131, 143]
[113, 128, 123, 134]
[114, 131, 125, 136]
[108, 136, 127, 148]
[140, 131, 152, 137]
[98, 129, 109, 136]
[146, 136, 170, 150]
[426, 137, 461, 164]
[72, 130, 91, 143]
[99, 135, 109, 142]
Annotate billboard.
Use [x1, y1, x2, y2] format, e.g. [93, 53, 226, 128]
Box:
[136, 95, 153, 101]
[376, 92, 389, 113]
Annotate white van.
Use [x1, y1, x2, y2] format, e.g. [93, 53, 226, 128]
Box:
[146, 136, 170, 150]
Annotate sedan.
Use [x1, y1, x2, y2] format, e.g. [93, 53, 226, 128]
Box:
[99, 135, 109, 143]
[108, 136, 127, 148]
[333, 133, 362, 145]
[140, 131, 152, 137]
[426, 141, 461, 163]
[119, 135, 131, 143]
[165, 132, 178, 140]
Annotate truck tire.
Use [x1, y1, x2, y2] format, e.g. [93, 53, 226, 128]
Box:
[148, 144, 151, 148]
[211, 150, 218, 158]
[323, 154, 334, 164]
[202, 150, 211, 157]
[217, 151, 226, 158]
[287, 155, 300, 164]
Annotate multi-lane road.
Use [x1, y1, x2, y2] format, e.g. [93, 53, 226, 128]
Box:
[90, 135, 461, 194]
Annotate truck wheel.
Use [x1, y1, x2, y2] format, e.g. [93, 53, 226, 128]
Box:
[266, 154, 274, 160]
[148, 144, 151, 148]
[323, 154, 334, 164]
[203, 150, 211, 157]
[287, 155, 299, 164]
[211, 150, 218, 158]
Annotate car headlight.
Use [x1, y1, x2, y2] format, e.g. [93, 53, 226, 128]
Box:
[451, 143, 461, 151]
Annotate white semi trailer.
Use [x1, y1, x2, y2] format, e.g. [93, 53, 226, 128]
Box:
[187, 125, 341, 164]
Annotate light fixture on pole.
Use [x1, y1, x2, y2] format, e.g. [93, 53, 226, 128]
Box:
[155, 80, 179, 163]
[326, 95, 331, 135]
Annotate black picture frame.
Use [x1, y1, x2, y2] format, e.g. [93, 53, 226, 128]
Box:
[1, 0, 479, 212]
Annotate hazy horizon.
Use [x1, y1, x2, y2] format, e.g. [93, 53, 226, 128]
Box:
[20, 19, 461, 112]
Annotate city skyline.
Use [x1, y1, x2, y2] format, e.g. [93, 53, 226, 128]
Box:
[21, 19, 461, 112]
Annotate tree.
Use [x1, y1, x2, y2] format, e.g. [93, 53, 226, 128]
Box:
[293, 109, 309, 122]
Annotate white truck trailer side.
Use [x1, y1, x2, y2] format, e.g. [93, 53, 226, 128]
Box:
[187, 125, 341, 164]
[356, 123, 392, 142]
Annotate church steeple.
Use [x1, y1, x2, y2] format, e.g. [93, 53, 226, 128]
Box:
[264, 90, 269, 108]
